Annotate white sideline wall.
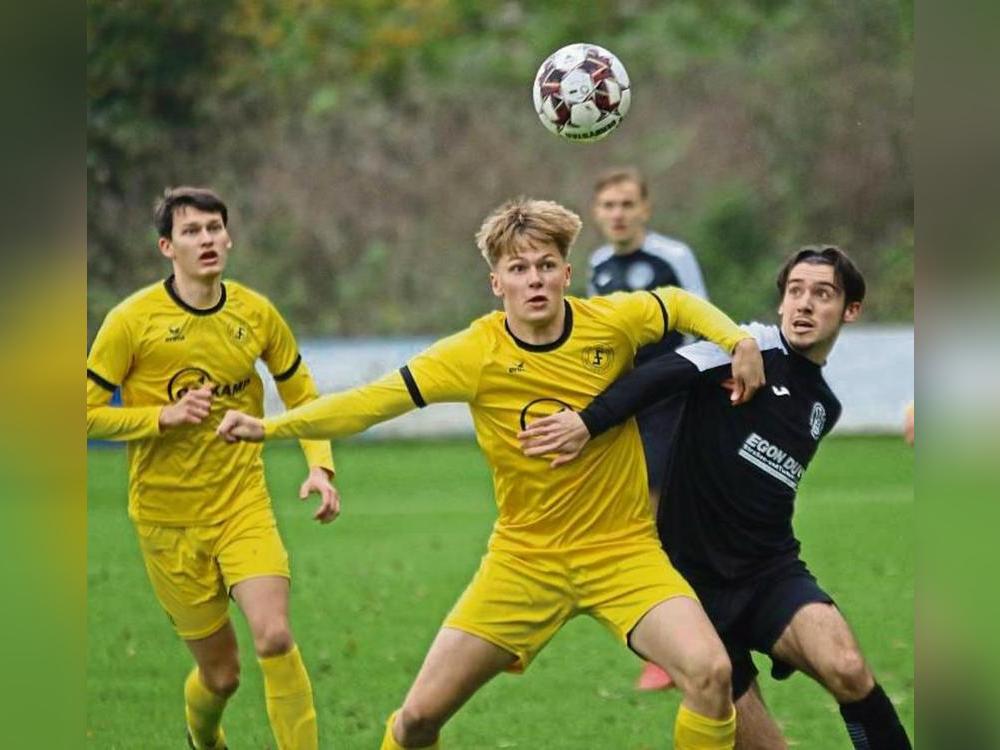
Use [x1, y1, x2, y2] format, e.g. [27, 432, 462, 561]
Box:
[262, 325, 914, 438]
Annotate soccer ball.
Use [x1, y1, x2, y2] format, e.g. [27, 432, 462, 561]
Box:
[532, 43, 631, 142]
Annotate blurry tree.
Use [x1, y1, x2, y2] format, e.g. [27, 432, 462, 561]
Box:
[88, 0, 912, 338]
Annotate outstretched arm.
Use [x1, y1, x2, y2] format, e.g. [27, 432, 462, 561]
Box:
[218, 369, 419, 443]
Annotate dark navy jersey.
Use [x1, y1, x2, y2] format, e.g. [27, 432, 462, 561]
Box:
[588, 231, 707, 363]
[580, 323, 842, 585]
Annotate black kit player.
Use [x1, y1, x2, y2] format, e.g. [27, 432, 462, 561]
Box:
[521, 247, 912, 749]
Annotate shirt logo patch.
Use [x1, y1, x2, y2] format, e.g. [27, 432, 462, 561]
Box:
[738, 432, 803, 489]
[519, 398, 574, 431]
[582, 343, 615, 372]
[809, 402, 827, 439]
[625, 261, 655, 290]
[771, 385, 791, 397]
[231, 325, 247, 342]
[165, 325, 185, 342]
[508, 361, 526, 374]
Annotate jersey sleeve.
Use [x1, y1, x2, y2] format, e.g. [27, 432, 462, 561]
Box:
[86, 309, 162, 440]
[653, 287, 750, 353]
[400, 325, 485, 406]
[262, 326, 483, 441]
[262, 302, 335, 472]
[580, 352, 703, 437]
[673, 243, 709, 300]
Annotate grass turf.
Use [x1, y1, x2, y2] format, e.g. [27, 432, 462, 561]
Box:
[87, 435, 912, 748]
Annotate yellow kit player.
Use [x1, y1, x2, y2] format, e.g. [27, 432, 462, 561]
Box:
[219, 198, 766, 750]
[87, 187, 339, 750]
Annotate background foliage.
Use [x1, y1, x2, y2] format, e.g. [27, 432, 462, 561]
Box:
[88, 0, 912, 338]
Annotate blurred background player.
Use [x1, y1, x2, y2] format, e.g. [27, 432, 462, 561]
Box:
[521, 246, 912, 749]
[218, 197, 767, 750]
[588, 166, 709, 691]
[86, 187, 340, 750]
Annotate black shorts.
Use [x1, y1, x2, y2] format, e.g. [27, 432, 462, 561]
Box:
[693, 561, 835, 699]
[637, 392, 685, 494]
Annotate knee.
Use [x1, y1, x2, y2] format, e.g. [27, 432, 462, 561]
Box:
[397, 702, 444, 744]
[253, 619, 294, 658]
[684, 650, 733, 700]
[823, 648, 872, 701]
[201, 662, 241, 698]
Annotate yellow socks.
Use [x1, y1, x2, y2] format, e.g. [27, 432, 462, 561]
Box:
[258, 644, 318, 750]
[674, 703, 736, 750]
[380, 711, 441, 750]
[184, 667, 228, 750]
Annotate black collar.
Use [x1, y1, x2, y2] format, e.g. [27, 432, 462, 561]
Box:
[164, 274, 227, 316]
[505, 300, 573, 352]
[780, 329, 824, 370]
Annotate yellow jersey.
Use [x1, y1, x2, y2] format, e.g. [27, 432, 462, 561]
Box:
[87, 276, 333, 526]
[264, 287, 748, 552]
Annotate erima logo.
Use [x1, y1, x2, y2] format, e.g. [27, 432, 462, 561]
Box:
[771, 385, 790, 397]
[508, 361, 526, 374]
[165, 325, 185, 342]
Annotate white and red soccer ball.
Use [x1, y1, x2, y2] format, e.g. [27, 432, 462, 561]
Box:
[532, 43, 631, 142]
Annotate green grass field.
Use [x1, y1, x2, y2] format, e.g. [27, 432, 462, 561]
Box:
[87, 436, 913, 749]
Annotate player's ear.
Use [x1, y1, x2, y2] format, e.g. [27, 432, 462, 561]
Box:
[157, 236, 174, 260]
[842, 301, 862, 323]
[489, 271, 503, 298]
[564, 263, 572, 288]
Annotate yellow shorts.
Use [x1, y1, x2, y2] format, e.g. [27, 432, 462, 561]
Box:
[443, 542, 696, 671]
[134, 502, 290, 640]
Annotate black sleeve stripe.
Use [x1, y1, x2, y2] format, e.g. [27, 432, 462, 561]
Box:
[648, 291, 669, 338]
[399, 366, 427, 408]
[87, 368, 118, 392]
[273, 353, 302, 382]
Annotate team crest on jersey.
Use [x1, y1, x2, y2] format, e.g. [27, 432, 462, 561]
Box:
[165, 324, 185, 342]
[231, 324, 247, 342]
[582, 343, 615, 372]
[625, 261, 655, 290]
[809, 402, 826, 439]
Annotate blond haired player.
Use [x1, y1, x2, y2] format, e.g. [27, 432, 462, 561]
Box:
[87, 187, 338, 750]
[219, 198, 766, 749]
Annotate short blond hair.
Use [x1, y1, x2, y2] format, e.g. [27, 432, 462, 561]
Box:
[593, 167, 648, 200]
[475, 198, 582, 267]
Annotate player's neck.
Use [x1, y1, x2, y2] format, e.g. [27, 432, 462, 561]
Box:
[612, 230, 645, 255]
[170, 271, 223, 310]
[506, 304, 567, 346]
[791, 335, 837, 366]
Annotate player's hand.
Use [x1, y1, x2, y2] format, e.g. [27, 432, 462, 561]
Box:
[158, 383, 214, 430]
[517, 410, 591, 468]
[217, 410, 265, 443]
[299, 466, 341, 524]
[728, 338, 766, 406]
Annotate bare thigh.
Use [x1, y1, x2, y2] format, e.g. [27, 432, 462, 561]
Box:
[401, 626, 518, 722]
